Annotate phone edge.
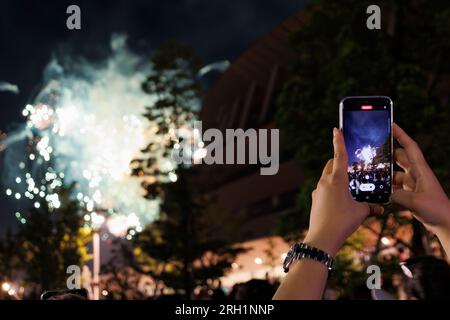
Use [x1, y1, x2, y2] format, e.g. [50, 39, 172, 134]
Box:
[339, 96, 393, 205]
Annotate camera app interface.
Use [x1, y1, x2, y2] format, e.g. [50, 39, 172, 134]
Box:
[343, 107, 391, 203]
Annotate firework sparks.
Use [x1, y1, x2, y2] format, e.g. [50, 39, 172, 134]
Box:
[355, 145, 377, 168]
[1, 35, 168, 235]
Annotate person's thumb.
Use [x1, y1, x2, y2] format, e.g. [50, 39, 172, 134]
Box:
[390, 189, 415, 210]
[332, 128, 348, 177]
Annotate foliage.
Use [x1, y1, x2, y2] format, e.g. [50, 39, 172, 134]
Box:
[131, 42, 245, 298]
[16, 183, 90, 293]
[0, 230, 20, 280]
[275, 178, 315, 242]
[275, 0, 450, 246]
[101, 238, 147, 300]
[0, 230, 21, 299]
[133, 167, 245, 298]
[131, 41, 203, 199]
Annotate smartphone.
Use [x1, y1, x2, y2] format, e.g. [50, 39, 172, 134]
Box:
[339, 96, 393, 204]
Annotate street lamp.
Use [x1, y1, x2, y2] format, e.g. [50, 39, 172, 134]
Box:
[90, 211, 105, 301]
[2, 282, 11, 292]
[89, 211, 136, 300]
[2, 282, 18, 299]
[106, 214, 129, 238]
[84, 206, 144, 300]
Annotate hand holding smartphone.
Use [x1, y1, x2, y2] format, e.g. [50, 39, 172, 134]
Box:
[339, 96, 393, 204]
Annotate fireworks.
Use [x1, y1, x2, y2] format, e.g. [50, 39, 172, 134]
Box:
[0, 35, 169, 235]
[24, 103, 54, 131]
[355, 145, 377, 168]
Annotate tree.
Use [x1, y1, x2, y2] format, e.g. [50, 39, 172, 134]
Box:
[275, 0, 450, 296]
[16, 183, 90, 294]
[0, 230, 21, 299]
[131, 42, 244, 298]
[101, 238, 147, 300]
[131, 40, 203, 197]
[133, 167, 244, 298]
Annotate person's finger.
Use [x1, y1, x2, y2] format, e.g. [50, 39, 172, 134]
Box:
[368, 204, 385, 216]
[321, 159, 333, 177]
[390, 189, 416, 210]
[393, 171, 416, 191]
[393, 171, 405, 186]
[394, 148, 410, 171]
[393, 123, 425, 165]
[332, 127, 348, 176]
[396, 148, 422, 181]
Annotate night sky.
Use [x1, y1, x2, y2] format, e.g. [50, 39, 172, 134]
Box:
[0, 0, 308, 235]
[343, 110, 390, 164]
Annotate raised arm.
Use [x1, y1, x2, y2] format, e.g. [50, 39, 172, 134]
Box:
[390, 123, 450, 255]
[273, 128, 383, 300]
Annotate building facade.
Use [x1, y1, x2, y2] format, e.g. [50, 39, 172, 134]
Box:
[198, 11, 308, 284]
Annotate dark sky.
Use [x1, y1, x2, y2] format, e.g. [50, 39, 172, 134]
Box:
[0, 0, 308, 235]
[343, 110, 390, 164]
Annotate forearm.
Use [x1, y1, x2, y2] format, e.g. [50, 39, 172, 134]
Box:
[434, 200, 450, 258]
[273, 234, 340, 300]
[272, 259, 329, 300]
[436, 228, 450, 258]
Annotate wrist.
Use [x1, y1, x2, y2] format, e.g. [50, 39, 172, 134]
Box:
[435, 199, 450, 237]
[303, 232, 342, 257]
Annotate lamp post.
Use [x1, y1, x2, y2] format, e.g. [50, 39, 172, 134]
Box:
[90, 212, 105, 301]
[84, 206, 142, 300]
[89, 211, 132, 300]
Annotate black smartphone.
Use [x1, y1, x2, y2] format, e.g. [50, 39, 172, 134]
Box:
[339, 96, 393, 204]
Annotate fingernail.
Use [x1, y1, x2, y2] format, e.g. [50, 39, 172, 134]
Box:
[333, 127, 338, 137]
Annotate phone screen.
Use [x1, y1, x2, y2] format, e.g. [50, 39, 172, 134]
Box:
[340, 96, 393, 204]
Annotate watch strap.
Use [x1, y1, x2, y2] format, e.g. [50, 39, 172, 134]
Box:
[283, 242, 334, 273]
